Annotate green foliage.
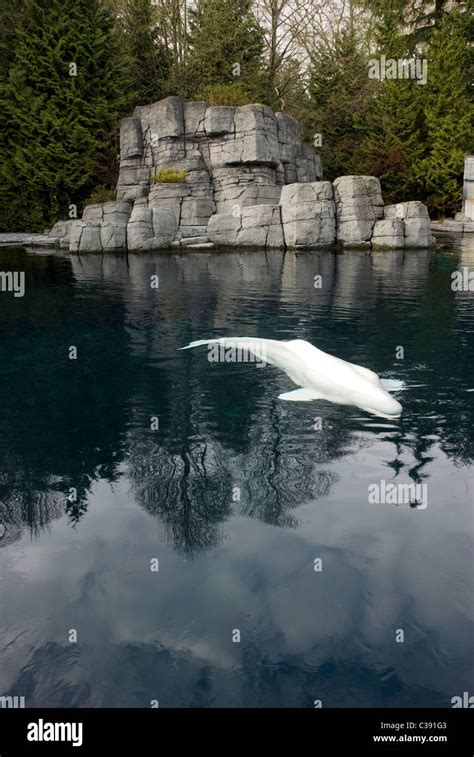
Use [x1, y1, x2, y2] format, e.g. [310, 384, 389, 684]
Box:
[0, 0, 125, 232]
[270, 58, 312, 128]
[354, 77, 426, 203]
[419, 9, 473, 216]
[186, 0, 268, 104]
[357, 0, 464, 46]
[322, 7, 424, 196]
[84, 185, 116, 204]
[346, 1, 472, 214]
[117, 0, 170, 108]
[0, 0, 22, 76]
[308, 28, 374, 179]
[341, 4, 426, 200]
[151, 168, 187, 183]
[196, 82, 258, 107]
[363, 0, 416, 54]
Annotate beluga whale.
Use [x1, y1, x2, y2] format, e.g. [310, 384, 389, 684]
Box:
[180, 337, 403, 420]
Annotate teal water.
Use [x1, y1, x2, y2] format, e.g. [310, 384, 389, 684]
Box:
[0, 240, 472, 708]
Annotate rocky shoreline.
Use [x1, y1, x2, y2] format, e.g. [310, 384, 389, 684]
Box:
[4, 97, 472, 253]
[430, 216, 474, 235]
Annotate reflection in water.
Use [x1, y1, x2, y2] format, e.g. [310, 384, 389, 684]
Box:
[0, 241, 472, 707]
[0, 470, 63, 548]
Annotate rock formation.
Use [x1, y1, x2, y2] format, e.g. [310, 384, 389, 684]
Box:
[68, 96, 435, 252]
[430, 156, 474, 234]
[462, 156, 474, 221]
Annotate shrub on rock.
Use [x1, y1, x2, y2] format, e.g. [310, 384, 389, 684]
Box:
[151, 169, 188, 184]
[85, 186, 116, 205]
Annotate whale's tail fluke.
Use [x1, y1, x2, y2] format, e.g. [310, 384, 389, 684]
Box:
[178, 337, 306, 375]
[179, 339, 221, 350]
[179, 337, 274, 351]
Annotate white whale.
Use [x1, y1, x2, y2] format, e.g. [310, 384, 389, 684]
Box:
[180, 337, 403, 419]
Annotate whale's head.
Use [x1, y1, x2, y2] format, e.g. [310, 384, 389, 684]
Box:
[357, 387, 403, 420]
[356, 384, 403, 419]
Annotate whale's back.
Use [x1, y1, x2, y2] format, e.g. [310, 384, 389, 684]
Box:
[286, 339, 381, 387]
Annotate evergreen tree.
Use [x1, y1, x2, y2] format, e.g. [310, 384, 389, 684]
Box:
[0, 0, 23, 76]
[274, 57, 312, 133]
[186, 0, 268, 104]
[352, 3, 426, 202]
[117, 0, 171, 108]
[354, 80, 426, 203]
[308, 28, 373, 179]
[420, 8, 473, 216]
[0, 0, 124, 232]
[353, 1, 473, 211]
[356, 0, 466, 45]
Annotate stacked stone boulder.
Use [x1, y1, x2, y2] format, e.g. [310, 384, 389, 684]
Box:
[208, 205, 284, 248]
[127, 206, 177, 250]
[68, 96, 435, 252]
[334, 176, 384, 247]
[44, 220, 75, 248]
[207, 177, 434, 250]
[70, 202, 133, 252]
[371, 218, 405, 248]
[381, 202, 435, 248]
[279, 182, 335, 248]
[462, 156, 474, 221]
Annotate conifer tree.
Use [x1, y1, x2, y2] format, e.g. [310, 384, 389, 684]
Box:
[187, 0, 268, 104]
[308, 28, 373, 180]
[0, 0, 124, 232]
[117, 0, 171, 108]
[354, 80, 426, 203]
[420, 8, 473, 216]
[352, 3, 426, 203]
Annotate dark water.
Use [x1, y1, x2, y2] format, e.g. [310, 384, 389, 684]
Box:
[0, 239, 472, 708]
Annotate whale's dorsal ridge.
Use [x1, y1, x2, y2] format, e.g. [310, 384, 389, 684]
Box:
[285, 338, 322, 357]
[352, 364, 381, 386]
